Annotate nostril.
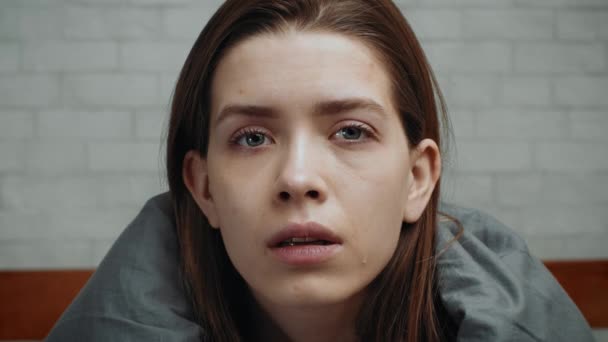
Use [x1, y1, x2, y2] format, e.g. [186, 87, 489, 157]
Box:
[279, 192, 290, 201]
[307, 190, 319, 199]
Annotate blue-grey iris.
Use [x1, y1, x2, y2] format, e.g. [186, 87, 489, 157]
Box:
[340, 127, 362, 140]
[246, 133, 265, 146]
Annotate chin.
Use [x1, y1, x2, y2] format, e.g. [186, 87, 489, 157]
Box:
[262, 277, 364, 308]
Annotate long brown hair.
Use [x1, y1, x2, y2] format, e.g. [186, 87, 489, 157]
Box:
[166, 0, 453, 341]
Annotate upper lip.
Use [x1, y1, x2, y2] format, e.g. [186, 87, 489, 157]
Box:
[267, 222, 343, 248]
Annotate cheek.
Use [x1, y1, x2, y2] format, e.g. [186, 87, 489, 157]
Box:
[336, 156, 409, 276]
[206, 162, 272, 271]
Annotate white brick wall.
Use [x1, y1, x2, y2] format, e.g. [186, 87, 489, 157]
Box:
[0, 75, 61, 107]
[555, 76, 608, 106]
[462, 10, 553, 39]
[63, 74, 160, 107]
[0, 0, 607, 273]
[64, 7, 164, 39]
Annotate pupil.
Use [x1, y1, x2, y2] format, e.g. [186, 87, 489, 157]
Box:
[342, 127, 361, 139]
[246, 133, 264, 146]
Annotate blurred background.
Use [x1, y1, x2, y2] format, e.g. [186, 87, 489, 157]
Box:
[0, 0, 607, 340]
[1, 0, 607, 268]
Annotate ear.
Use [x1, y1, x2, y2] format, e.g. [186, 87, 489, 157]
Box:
[183, 150, 220, 229]
[402, 139, 441, 223]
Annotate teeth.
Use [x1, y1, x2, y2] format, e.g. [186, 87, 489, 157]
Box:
[279, 236, 327, 247]
[289, 237, 317, 243]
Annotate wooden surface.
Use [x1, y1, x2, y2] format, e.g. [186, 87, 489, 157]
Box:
[0, 270, 94, 340]
[0, 261, 606, 339]
[545, 260, 608, 328]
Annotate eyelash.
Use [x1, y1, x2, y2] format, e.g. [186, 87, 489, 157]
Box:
[229, 123, 376, 147]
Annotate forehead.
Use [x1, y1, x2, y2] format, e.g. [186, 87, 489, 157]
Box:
[209, 31, 396, 121]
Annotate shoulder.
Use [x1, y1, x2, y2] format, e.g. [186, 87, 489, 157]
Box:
[46, 192, 202, 342]
[436, 202, 594, 341]
[437, 202, 528, 256]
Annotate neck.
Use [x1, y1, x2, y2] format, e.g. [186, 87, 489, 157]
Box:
[248, 291, 364, 342]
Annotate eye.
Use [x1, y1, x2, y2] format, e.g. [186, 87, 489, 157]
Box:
[231, 128, 271, 147]
[334, 123, 375, 142]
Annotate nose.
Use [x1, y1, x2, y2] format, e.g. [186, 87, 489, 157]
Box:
[274, 135, 327, 205]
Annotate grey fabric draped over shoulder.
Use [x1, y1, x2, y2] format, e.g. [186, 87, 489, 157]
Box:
[45, 193, 594, 342]
[436, 204, 594, 341]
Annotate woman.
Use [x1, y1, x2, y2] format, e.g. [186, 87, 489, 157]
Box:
[47, 1, 594, 341]
[169, 0, 449, 340]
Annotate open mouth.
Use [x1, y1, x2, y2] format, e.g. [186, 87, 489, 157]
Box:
[276, 237, 334, 247]
[267, 221, 343, 251]
[267, 222, 342, 265]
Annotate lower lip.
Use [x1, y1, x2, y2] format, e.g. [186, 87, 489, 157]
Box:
[270, 244, 342, 266]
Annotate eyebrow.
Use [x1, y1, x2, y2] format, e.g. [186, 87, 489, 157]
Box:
[214, 98, 387, 126]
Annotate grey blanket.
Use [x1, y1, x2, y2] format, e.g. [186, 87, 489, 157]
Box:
[45, 193, 594, 341]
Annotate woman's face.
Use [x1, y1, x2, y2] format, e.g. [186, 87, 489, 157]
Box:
[187, 31, 429, 309]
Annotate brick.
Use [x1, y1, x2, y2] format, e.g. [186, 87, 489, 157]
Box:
[416, 0, 512, 7]
[463, 10, 553, 39]
[120, 42, 190, 72]
[0, 111, 34, 139]
[23, 41, 118, 72]
[394, 0, 417, 6]
[0, 75, 61, 107]
[89, 142, 162, 172]
[406, 9, 462, 40]
[24, 142, 87, 174]
[557, 10, 608, 40]
[0, 7, 19, 39]
[499, 77, 551, 106]
[92, 175, 167, 207]
[38, 110, 131, 140]
[63, 74, 159, 107]
[515, 43, 605, 73]
[0, 240, 94, 269]
[4, 0, 65, 4]
[0, 175, 166, 212]
[0, 44, 20, 72]
[519, 205, 608, 235]
[441, 173, 494, 207]
[496, 174, 543, 206]
[476, 109, 568, 139]
[1, 177, 98, 210]
[0, 143, 23, 171]
[17, 7, 64, 39]
[455, 141, 532, 171]
[559, 235, 608, 260]
[541, 173, 608, 204]
[443, 76, 499, 107]
[554, 77, 608, 106]
[129, 0, 196, 5]
[64, 6, 163, 39]
[165, 7, 216, 40]
[135, 109, 168, 139]
[447, 109, 476, 138]
[61, 0, 122, 3]
[536, 143, 608, 170]
[515, 0, 608, 7]
[570, 111, 608, 141]
[425, 42, 511, 73]
[0, 208, 136, 240]
[526, 234, 608, 260]
[524, 235, 569, 260]
[161, 72, 180, 105]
